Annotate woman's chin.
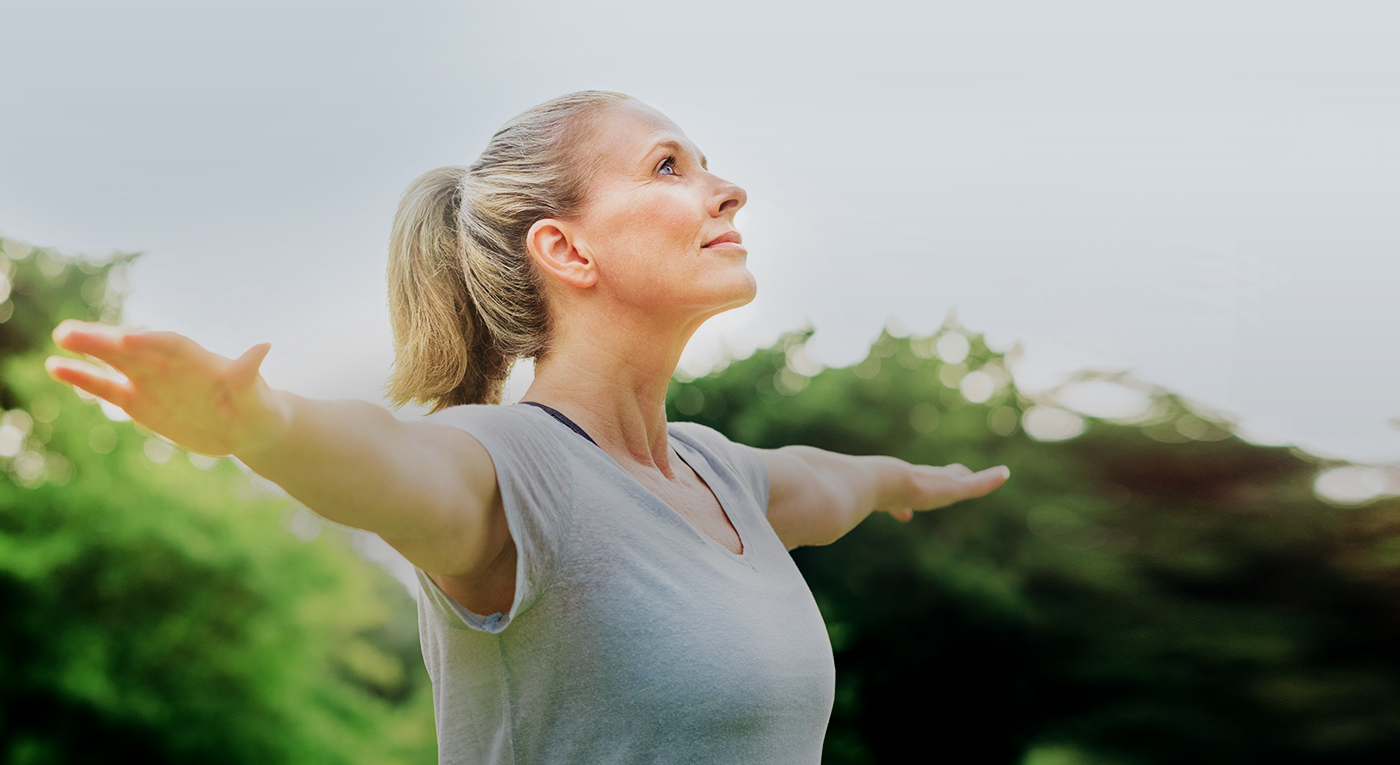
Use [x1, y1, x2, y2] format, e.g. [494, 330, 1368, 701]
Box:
[715, 273, 758, 313]
[664, 270, 758, 325]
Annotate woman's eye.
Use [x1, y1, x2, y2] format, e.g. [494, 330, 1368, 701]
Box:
[658, 157, 677, 176]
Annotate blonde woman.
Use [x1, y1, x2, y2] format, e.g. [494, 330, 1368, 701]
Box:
[47, 91, 1010, 763]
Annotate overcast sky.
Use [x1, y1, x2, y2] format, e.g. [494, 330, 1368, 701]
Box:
[3, 0, 1398, 468]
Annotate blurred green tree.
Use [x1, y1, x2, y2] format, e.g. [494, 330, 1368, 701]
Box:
[668, 327, 1400, 764]
[0, 238, 435, 764]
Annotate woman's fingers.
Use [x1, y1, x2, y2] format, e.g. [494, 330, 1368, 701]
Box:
[45, 356, 134, 409]
[53, 322, 224, 384]
[52, 320, 134, 365]
[905, 464, 1010, 513]
[962, 465, 1010, 499]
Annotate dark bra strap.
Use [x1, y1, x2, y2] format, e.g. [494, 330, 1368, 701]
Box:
[520, 401, 598, 446]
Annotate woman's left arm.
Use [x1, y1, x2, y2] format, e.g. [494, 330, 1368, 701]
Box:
[753, 445, 1010, 549]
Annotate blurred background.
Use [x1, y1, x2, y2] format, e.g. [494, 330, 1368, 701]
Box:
[3, 0, 1399, 762]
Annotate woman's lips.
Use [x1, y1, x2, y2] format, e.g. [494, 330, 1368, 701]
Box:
[703, 231, 744, 249]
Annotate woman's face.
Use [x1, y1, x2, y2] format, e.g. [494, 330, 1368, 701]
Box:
[568, 100, 754, 325]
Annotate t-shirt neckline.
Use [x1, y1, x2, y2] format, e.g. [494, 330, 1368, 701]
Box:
[515, 403, 751, 564]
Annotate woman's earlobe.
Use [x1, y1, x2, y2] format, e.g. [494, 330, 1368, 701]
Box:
[527, 219, 597, 289]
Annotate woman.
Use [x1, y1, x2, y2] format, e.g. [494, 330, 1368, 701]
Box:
[46, 91, 1010, 763]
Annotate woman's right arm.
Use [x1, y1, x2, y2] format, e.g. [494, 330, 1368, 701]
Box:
[44, 320, 507, 581]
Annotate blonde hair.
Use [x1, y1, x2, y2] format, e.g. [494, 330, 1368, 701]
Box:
[385, 91, 634, 411]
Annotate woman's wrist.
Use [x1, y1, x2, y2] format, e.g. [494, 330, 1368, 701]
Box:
[231, 387, 295, 460]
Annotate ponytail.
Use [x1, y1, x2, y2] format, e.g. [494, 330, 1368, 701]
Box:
[385, 167, 511, 410]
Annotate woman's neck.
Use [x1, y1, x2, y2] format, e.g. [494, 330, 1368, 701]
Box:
[521, 315, 696, 478]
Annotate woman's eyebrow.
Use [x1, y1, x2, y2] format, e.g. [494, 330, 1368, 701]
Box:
[653, 139, 708, 170]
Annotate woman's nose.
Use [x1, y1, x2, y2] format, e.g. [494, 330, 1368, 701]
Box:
[712, 176, 747, 216]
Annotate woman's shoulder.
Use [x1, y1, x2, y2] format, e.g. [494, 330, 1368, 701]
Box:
[424, 403, 575, 462]
[667, 419, 734, 454]
[426, 401, 538, 427]
[427, 402, 553, 434]
[666, 420, 767, 479]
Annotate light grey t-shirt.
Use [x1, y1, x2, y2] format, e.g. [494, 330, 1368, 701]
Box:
[415, 403, 835, 764]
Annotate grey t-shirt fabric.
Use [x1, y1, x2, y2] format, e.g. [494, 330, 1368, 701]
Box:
[414, 403, 836, 764]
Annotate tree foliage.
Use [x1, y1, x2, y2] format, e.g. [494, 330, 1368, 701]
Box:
[7, 231, 1400, 764]
[0, 239, 434, 765]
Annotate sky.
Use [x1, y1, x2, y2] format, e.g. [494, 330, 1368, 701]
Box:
[3, 0, 1398, 475]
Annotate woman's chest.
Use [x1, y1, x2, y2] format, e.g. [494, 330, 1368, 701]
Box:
[511, 529, 835, 725]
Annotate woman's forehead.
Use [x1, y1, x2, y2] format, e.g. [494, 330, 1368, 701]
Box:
[585, 101, 699, 167]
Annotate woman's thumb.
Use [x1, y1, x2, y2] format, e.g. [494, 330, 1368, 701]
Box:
[232, 342, 272, 384]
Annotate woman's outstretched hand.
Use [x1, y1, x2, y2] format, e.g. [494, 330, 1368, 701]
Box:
[760, 445, 1011, 548]
[45, 320, 289, 457]
[761, 445, 1013, 549]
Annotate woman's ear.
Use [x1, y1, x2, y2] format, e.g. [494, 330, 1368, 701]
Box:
[526, 219, 597, 289]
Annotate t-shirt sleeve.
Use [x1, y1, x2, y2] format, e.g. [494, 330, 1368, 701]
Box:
[668, 420, 772, 518]
[413, 404, 576, 634]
